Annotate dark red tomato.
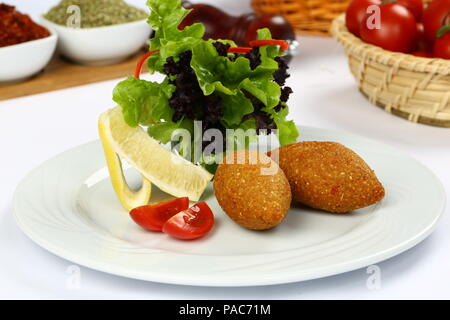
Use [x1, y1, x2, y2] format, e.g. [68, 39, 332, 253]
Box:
[360, 3, 418, 53]
[162, 202, 214, 240]
[423, 0, 450, 44]
[130, 197, 189, 232]
[411, 50, 434, 58]
[434, 31, 450, 59]
[397, 0, 423, 21]
[415, 23, 433, 52]
[346, 0, 380, 37]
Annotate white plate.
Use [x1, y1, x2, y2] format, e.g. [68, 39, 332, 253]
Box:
[13, 126, 445, 287]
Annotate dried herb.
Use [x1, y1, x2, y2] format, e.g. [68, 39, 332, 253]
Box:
[44, 0, 147, 28]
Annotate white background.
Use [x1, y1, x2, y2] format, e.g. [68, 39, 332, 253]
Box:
[0, 0, 449, 299]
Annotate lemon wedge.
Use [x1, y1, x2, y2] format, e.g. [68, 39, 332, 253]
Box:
[98, 107, 213, 210]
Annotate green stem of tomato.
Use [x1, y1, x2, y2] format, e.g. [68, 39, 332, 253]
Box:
[436, 20, 450, 39]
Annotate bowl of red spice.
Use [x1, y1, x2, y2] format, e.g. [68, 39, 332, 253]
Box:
[0, 4, 57, 83]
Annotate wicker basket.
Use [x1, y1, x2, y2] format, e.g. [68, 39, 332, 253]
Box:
[331, 15, 450, 127]
[251, 0, 350, 36]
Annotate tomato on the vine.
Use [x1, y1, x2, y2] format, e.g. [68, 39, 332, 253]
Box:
[345, 0, 380, 37]
[423, 0, 450, 44]
[434, 27, 450, 59]
[411, 50, 433, 58]
[360, 3, 417, 53]
[415, 23, 433, 52]
[397, 0, 423, 21]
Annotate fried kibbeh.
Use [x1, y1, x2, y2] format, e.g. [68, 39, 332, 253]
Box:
[268, 142, 385, 213]
[214, 150, 292, 230]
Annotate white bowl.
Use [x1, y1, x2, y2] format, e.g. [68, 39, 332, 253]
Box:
[0, 28, 57, 83]
[40, 17, 151, 66]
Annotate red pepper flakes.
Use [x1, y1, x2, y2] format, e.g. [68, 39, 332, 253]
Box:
[331, 186, 339, 195]
[0, 4, 50, 48]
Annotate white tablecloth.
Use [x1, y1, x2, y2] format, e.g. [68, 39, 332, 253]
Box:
[1, 0, 449, 299]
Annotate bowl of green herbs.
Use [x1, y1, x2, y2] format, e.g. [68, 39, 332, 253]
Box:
[40, 0, 151, 65]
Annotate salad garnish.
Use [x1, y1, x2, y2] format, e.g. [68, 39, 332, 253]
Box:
[112, 0, 299, 173]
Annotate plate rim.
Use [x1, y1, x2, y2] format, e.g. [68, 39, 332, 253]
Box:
[13, 126, 447, 287]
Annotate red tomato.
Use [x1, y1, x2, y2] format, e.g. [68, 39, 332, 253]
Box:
[346, 0, 380, 37]
[415, 23, 433, 52]
[411, 50, 434, 58]
[423, 0, 450, 44]
[360, 3, 418, 53]
[434, 32, 450, 59]
[397, 0, 423, 21]
[130, 197, 189, 232]
[163, 202, 214, 240]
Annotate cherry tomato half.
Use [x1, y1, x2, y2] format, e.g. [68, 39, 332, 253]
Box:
[162, 202, 214, 240]
[360, 3, 418, 53]
[130, 197, 189, 232]
[423, 0, 450, 44]
[345, 0, 380, 37]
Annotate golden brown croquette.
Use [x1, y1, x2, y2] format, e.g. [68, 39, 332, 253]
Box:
[214, 150, 292, 230]
[268, 142, 385, 213]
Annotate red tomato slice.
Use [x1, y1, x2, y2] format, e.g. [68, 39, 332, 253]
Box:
[162, 202, 214, 240]
[130, 197, 189, 232]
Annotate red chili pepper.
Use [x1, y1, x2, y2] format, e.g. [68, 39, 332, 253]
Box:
[134, 49, 160, 79]
[249, 40, 289, 51]
[227, 47, 252, 53]
[135, 41, 287, 79]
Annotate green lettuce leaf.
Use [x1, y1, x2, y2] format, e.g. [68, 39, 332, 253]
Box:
[112, 77, 175, 127]
[189, 37, 283, 127]
[190, 40, 247, 95]
[147, 118, 193, 144]
[147, 0, 205, 73]
[219, 90, 254, 126]
[268, 106, 299, 146]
